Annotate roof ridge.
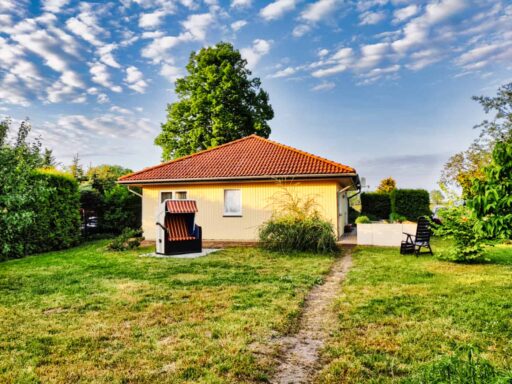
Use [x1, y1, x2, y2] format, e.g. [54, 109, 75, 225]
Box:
[119, 135, 257, 181]
[251, 135, 355, 173]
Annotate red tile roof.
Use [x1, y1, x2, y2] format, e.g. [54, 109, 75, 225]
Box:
[119, 134, 356, 183]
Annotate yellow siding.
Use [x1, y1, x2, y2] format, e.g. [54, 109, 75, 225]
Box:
[142, 180, 340, 241]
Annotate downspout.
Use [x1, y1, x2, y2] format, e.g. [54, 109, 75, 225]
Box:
[348, 176, 362, 201]
[127, 186, 142, 198]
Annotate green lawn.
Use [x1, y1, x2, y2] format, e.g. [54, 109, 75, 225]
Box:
[317, 238, 512, 383]
[0, 241, 334, 383]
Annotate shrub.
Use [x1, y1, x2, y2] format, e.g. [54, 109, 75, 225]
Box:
[259, 186, 338, 254]
[259, 215, 338, 254]
[361, 192, 391, 219]
[107, 228, 143, 251]
[433, 207, 488, 262]
[348, 206, 360, 223]
[355, 215, 371, 224]
[389, 213, 407, 223]
[102, 185, 141, 235]
[0, 149, 48, 259]
[390, 189, 431, 221]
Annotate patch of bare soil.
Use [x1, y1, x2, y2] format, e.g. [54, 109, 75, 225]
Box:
[270, 250, 353, 384]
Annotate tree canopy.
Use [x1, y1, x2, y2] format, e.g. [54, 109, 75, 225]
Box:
[155, 42, 274, 160]
[441, 82, 511, 197]
[376, 177, 397, 194]
[468, 137, 512, 240]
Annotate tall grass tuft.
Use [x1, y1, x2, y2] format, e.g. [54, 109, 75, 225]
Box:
[404, 348, 512, 384]
[259, 184, 338, 254]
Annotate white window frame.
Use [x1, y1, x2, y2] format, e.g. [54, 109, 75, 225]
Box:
[160, 190, 188, 203]
[223, 189, 242, 217]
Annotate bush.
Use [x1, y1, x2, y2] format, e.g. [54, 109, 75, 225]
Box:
[389, 212, 407, 223]
[29, 169, 81, 254]
[361, 192, 391, 220]
[107, 228, 143, 251]
[348, 206, 359, 223]
[102, 185, 141, 235]
[259, 215, 338, 253]
[259, 186, 338, 253]
[355, 215, 371, 224]
[433, 207, 488, 262]
[390, 189, 431, 221]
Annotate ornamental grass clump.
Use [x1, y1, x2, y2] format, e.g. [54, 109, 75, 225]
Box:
[259, 187, 338, 254]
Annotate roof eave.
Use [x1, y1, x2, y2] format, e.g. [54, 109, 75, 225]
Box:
[118, 173, 359, 186]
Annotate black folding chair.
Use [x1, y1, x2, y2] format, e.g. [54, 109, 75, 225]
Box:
[401, 216, 433, 256]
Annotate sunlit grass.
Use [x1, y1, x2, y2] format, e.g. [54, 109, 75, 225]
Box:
[0, 241, 334, 383]
[316, 238, 512, 383]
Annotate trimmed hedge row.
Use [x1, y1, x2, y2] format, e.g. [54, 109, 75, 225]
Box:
[360, 189, 431, 222]
[361, 192, 391, 219]
[29, 169, 81, 254]
[391, 189, 431, 221]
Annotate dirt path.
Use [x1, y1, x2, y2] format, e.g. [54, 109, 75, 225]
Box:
[270, 250, 353, 384]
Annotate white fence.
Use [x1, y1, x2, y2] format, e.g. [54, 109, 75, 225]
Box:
[357, 223, 418, 247]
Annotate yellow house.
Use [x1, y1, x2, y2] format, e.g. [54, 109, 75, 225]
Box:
[118, 135, 360, 242]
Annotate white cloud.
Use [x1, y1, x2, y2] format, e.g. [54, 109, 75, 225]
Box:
[311, 47, 353, 77]
[240, 39, 272, 69]
[110, 105, 133, 114]
[359, 11, 386, 25]
[406, 48, 442, 70]
[292, 24, 311, 37]
[311, 81, 335, 91]
[160, 62, 182, 82]
[392, 0, 465, 53]
[312, 63, 347, 77]
[231, 0, 251, 8]
[66, 10, 105, 47]
[139, 10, 167, 29]
[98, 44, 121, 68]
[90, 62, 122, 92]
[37, 113, 156, 159]
[318, 48, 329, 57]
[43, 0, 70, 13]
[141, 12, 214, 65]
[270, 66, 296, 78]
[181, 13, 214, 40]
[125, 66, 148, 93]
[300, 0, 340, 23]
[231, 20, 247, 31]
[331, 47, 353, 61]
[97, 93, 109, 104]
[142, 35, 183, 63]
[0, 73, 31, 106]
[358, 42, 389, 69]
[393, 4, 419, 24]
[260, 0, 297, 21]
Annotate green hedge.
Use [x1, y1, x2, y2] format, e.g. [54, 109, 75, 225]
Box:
[29, 169, 81, 254]
[361, 192, 391, 220]
[391, 189, 431, 221]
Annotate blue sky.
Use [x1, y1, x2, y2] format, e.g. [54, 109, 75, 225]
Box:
[1, 0, 511, 191]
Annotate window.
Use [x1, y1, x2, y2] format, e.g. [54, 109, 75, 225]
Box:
[161, 192, 173, 203]
[224, 189, 241, 216]
[175, 191, 187, 200]
[161, 191, 188, 203]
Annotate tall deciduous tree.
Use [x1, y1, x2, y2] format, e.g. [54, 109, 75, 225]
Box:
[429, 190, 445, 205]
[469, 138, 512, 240]
[155, 42, 274, 160]
[441, 82, 511, 197]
